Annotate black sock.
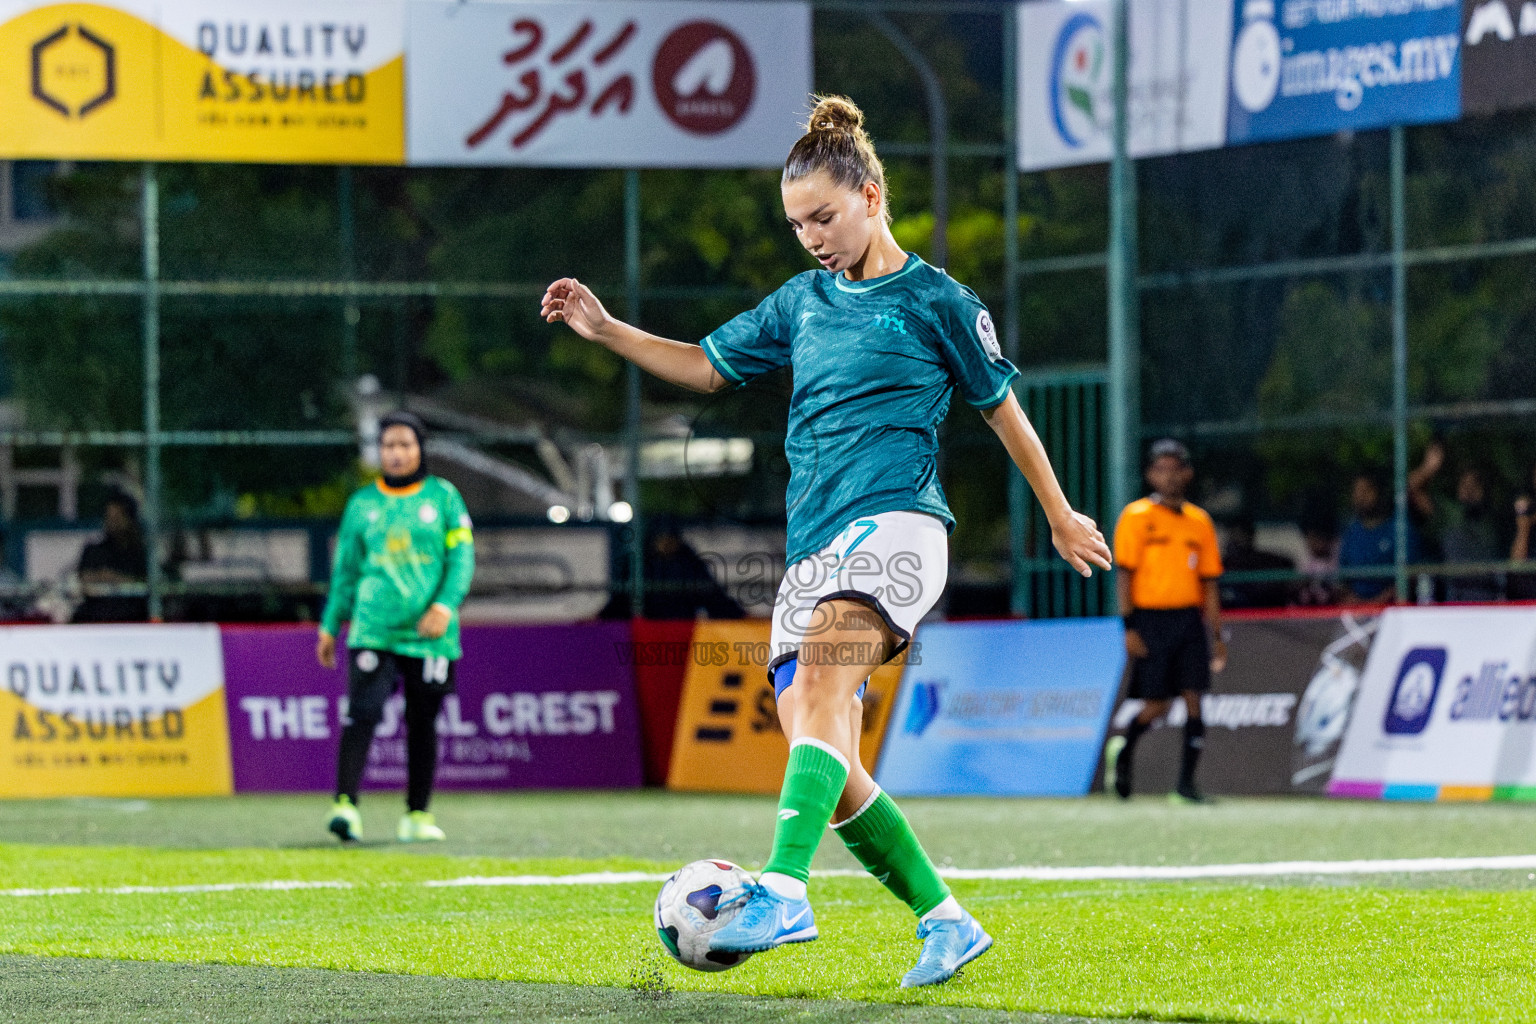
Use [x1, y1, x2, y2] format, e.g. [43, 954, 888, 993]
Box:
[335, 719, 375, 805]
[1179, 717, 1206, 791]
[1123, 715, 1152, 754]
[405, 689, 445, 813]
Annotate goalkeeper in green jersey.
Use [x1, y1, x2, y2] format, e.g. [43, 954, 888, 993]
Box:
[316, 411, 475, 844]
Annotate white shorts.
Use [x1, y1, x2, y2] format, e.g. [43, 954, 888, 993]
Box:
[767, 511, 948, 684]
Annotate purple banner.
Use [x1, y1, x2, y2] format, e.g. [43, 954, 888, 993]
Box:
[222, 622, 642, 792]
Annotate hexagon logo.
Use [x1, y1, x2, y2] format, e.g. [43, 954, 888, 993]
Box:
[32, 23, 116, 119]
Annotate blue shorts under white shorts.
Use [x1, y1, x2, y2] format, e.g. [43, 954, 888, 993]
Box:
[767, 511, 948, 701]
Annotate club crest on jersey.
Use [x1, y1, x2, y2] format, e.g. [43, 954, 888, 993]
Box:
[873, 311, 908, 335]
[356, 650, 379, 672]
[976, 310, 1001, 360]
[419, 504, 438, 523]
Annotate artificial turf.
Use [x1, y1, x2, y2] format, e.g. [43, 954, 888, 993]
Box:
[2, 794, 1536, 1022]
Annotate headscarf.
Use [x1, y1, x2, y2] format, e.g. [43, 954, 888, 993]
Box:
[379, 410, 428, 489]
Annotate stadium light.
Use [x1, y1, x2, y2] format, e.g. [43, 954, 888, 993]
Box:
[607, 501, 634, 523]
[547, 505, 571, 524]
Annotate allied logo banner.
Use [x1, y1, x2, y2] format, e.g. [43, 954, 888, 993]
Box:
[0, 0, 405, 163]
[1330, 607, 1536, 801]
[876, 619, 1125, 797]
[1226, 0, 1462, 145]
[1019, 0, 1232, 171]
[667, 621, 901, 795]
[0, 623, 233, 798]
[405, 0, 810, 167]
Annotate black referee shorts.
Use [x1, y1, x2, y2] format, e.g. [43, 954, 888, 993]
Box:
[1126, 607, 1210, 700]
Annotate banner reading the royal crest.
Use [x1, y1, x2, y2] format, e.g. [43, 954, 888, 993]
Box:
[0, 0, 404, 163]
[0, 624, 233, 798]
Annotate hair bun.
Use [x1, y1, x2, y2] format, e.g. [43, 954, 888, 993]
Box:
[806, 95, 864, 135]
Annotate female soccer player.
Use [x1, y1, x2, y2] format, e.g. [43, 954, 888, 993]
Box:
[541, 96, 1110, 987]
[317, 412, 475, 844]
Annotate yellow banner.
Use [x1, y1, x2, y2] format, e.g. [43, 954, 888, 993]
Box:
[0, 624, 233, 797]
[667, 620, 903, 795]
[0, 1, 403, 163]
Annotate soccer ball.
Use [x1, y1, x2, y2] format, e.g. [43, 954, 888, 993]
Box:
[653, 859, 755, 972]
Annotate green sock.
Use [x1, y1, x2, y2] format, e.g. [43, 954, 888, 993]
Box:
[832, 788, 951, 917]
[761, 739, 850, 884]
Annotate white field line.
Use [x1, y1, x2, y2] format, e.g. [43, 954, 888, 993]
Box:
[6, 854, 1535, 899]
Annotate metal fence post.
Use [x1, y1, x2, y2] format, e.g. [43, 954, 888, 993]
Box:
[868, 12, 947, 269]
[1390, 125, 1409, 602]
[339, 166, 359, 391]
[624, 168, 644, 617]
[140, 163, 162, 621]
[1003, 3, 1029, 617]
[1106, 0, 1140, 535]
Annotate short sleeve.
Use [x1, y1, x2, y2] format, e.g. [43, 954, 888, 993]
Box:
[700, 286, 795, 387]
[1113, 507, 1143, 570]
[933, 286, 1019, 410]
[1197, 515, 1224, 578]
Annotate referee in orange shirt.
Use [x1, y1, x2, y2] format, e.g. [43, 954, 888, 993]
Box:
[1105, 439, 1226, 803]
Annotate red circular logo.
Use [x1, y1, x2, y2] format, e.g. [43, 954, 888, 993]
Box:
[652, 21, 756, 136]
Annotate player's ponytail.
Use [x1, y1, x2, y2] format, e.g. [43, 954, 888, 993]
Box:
[783, 95, 891, 223]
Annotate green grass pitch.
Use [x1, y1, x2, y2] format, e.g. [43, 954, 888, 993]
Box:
[2, 792, 1535, 1023]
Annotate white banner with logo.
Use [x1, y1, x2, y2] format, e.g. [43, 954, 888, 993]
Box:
[1019, 0, 1232, 171]
[406, 0, 809, 167]
[1330, 607, 1536, 800]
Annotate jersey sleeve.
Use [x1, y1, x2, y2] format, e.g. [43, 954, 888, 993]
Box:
[432, 484, 476, 612]
[320, 492, 368, 636]
[699, 285, 795, 387]
[932, 286, 1020, 410]
[1197, 514, 1224, 579]
[1113, 507, 1144, 570]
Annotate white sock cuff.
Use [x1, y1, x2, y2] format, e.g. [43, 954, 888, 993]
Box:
[790, 736, 850, 772]
[830, 785, 883, 831]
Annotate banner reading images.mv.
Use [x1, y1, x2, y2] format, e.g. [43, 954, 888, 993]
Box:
[0, 0, 404, 163]
[0, 623, 233, 798]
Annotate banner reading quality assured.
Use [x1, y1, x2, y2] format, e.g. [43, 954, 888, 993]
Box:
[406, 0, 809, 167]
[0, 624, 232, 797]
[1331, 607, 1536, 800]
[1019, 0, 1233, 171]
[1226, 0, 1462, 145]
[876, 619, 1125, 797]
[223, 622, 642, 792]
[0, 0, 404, 163]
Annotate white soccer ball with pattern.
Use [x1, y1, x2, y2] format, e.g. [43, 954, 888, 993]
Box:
[653, 859, 755, 972]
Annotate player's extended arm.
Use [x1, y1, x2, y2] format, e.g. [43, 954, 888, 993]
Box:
[318, 501, 365, 667]
[1117, 566, 1149, 659]
[541, 278, 727, 394]
[981, 391, 1112, 577]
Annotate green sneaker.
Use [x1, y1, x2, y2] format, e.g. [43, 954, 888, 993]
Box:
[1169, 784, 1214, 806]
[327, 796, 362, 843]
[1103, 735, 1129, 799]
[397, 810, 446, 843]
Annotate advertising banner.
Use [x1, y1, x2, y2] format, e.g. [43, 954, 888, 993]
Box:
[222, 622, 642, 792]
[406, 0, 810, 167]
[1019, 0, 1232, 171]
[1226, 0, 1461, 146]
[0, 0, 405, 163]
[1331, 607, 1536, 801]
[876, 619, 1125, 797]
[667, 620, 901, 795]
[1460, 0, 1536, 116]
[0, 624, 232, 798]
[1104, 610, 1377, 796]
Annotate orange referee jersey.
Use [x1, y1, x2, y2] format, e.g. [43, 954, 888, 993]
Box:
[1114, 497, 1223, 610]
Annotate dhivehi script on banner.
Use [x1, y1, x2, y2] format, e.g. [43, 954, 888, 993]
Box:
[0, 624, 233, 797]
[0, 0, 404, 163]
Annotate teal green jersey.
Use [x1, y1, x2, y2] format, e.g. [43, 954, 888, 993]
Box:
[701, 254, 1019, 566]
[319, 476, 476, 660]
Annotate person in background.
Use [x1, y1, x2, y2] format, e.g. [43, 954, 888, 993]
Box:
[1294, 507, 1342, 606]
[643, 517, 745, 620]
[1338, 470, 1419, 604]
[1218, 515, 1294, 609]
[1105, 439, 1226, 805]
[1509, 462, 1536, 601]
[1437, 466, 1502, 602]
[72, 490, 149, 622]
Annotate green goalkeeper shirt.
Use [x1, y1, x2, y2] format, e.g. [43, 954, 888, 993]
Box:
[320, 476, 475, 660]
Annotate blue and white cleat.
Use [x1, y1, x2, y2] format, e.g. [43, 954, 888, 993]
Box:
[707, 883, 818, 953]
[900, 910, 994, 988]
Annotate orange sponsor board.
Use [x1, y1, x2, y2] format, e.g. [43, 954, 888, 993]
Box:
[0, 1, 404, 163]
[666, 620, 904, 794]
[0, 624, 233, 797]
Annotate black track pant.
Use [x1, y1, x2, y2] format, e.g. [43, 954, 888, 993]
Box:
[334, 650, 455, 813]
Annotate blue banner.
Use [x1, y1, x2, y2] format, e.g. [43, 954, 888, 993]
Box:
[875, 619, 1125, 797]
[1227, 0, 1462, 145]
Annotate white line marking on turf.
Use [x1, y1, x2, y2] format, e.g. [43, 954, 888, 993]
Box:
[7, 854, 1536, 899]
